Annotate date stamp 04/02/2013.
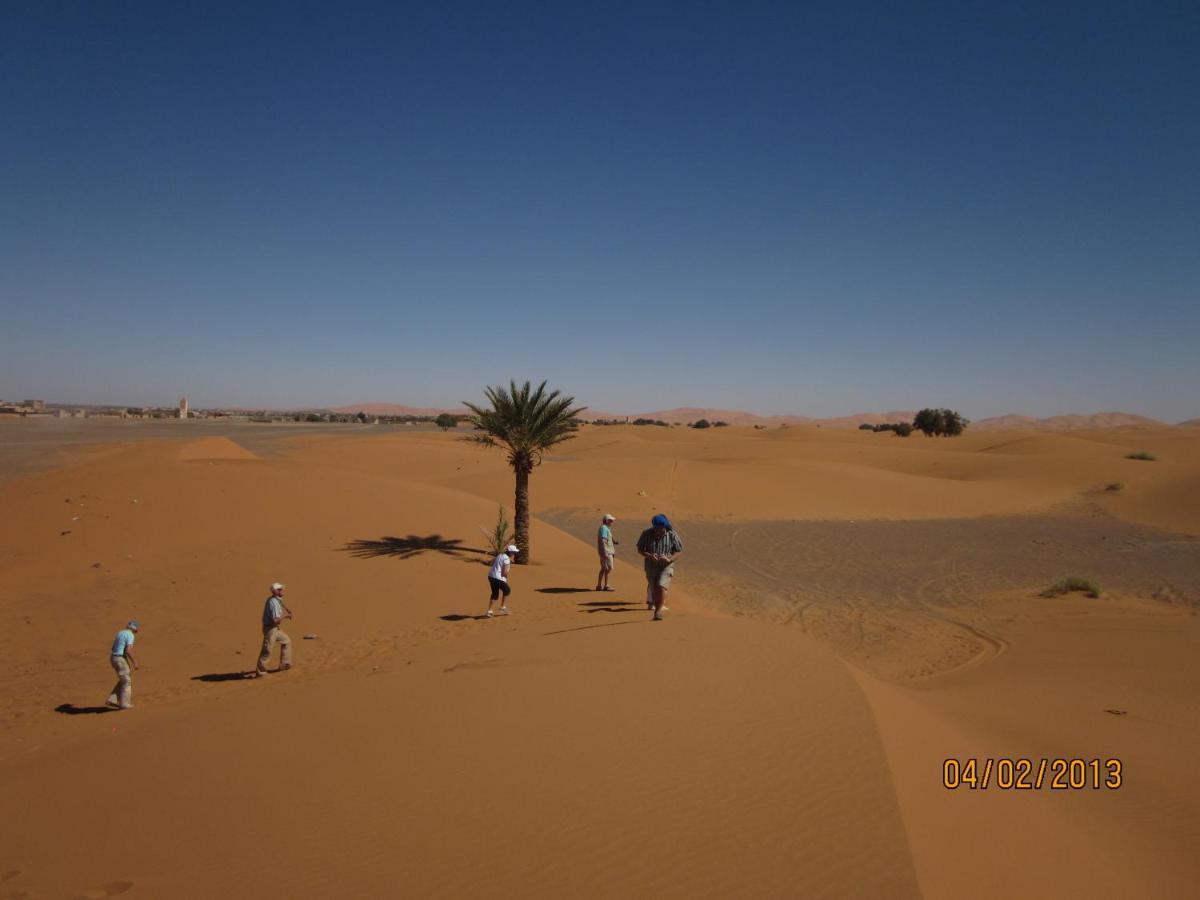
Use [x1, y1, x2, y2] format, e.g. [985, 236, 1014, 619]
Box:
[943, 758, 1123, 791]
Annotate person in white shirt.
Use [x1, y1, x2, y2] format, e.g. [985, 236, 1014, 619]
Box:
[486, 544, 520, 618]
[106, 620, 140, 709]
[256, 582, 294, 676]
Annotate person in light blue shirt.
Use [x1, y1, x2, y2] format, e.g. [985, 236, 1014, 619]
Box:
[257, 582, 293, 676]
[595, 514, 616, 591]
[106, 620, 140, 709]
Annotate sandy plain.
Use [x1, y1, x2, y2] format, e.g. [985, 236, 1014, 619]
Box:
[1, 419, 1198, 898]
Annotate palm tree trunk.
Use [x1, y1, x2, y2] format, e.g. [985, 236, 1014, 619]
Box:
[513, 466, 530, 564]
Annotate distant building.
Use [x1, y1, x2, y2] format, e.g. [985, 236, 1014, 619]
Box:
[0, 399, 47, 415]
[179, 397, 189, 419]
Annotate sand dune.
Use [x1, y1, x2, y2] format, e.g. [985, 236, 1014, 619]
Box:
[176, 436, 260, 461]
[973, 411, 1168, 430]
[2, 424, 1198, 897]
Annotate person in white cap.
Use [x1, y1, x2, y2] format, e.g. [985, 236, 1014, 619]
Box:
[106, 620, 140, 709]
[485, 544, 520, 618]
[256, 582, 293, 676]
[595, 514, 617, 591]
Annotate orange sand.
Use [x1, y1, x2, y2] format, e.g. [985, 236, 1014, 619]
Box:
[1, 424, 1198, 897]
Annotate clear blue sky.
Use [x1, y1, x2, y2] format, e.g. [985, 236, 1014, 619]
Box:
[2, 1, 1197, 420]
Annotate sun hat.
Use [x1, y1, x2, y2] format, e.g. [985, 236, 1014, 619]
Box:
[127, 620, 140, 630]
[506, 544, 520, 554]
[602, 514, 615, 522]
[271, 582, 285, 591]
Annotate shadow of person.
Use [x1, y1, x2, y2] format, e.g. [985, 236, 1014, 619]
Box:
[536, 587, 593, 594]
[341, 534, 489, 560]
[440, 614, 489, 622]
[191, 671, 256, 682]
[54, 703, 114, 715]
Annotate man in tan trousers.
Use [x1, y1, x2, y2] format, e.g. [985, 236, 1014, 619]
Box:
[106, 620, 140, 709]
[256, 582, 293, 676]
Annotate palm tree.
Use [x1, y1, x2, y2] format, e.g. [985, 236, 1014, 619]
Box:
[463, 380, 586, 564]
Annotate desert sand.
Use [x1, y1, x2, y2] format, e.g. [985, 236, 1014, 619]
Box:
[1, 421, 1198, 898]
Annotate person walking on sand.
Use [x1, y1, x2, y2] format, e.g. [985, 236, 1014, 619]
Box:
[256, 582, 293, 676]
[637, 514, 683, 622]
[106, 620, 140, 709]
[486, 544, 520, 618]
[596, 514, 617, 591]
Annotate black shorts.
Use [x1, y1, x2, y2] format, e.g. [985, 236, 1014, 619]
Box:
[488, 577, 511, 601]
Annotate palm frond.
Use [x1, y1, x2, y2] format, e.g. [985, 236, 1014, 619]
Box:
[462, 380, 586, 468]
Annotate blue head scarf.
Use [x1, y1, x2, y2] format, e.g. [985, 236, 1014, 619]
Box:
[651, 514, 672, 530]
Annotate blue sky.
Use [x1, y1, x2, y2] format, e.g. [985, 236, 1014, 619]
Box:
[2, 1, 1197, 419]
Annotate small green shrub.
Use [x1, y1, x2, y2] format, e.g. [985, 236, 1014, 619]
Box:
[1042, 577, 1101, 599]
[1125, 451, 1156, 461]
[479, 506, 514, 555]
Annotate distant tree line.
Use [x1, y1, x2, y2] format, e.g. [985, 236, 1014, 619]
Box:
[859, 421, 913, 436]
[591, 418, 670, 427]
[857, 408, 968, 438]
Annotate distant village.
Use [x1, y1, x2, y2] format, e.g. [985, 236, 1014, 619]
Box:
[0, 397, 455, 426]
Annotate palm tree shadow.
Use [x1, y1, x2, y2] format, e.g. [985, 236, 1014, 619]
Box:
[341, 534, 490, 560]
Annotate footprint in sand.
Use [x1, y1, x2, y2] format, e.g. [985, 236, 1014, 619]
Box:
[73, 882, 134, 899]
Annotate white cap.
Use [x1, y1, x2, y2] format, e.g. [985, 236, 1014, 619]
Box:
[271, 582, 285, 591]
[506, 545, 519, 554]
[602, 513, 615, 522]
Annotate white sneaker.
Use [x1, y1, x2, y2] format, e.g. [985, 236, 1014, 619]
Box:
[485, 610, 494, 618]
[498, 607, 511, 615]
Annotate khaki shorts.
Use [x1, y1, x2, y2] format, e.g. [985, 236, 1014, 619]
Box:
[599, 552, 614, 572]
[645, 561, 674, 590]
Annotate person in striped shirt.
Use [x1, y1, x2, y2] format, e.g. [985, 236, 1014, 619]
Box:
[636, 514, 684, 622]
[256, 582, 293, 676]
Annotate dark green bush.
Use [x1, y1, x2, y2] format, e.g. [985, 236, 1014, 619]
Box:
[914, 408, 968, 437]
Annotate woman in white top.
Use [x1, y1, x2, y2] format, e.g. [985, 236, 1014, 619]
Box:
[486, 544, 520, 618]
